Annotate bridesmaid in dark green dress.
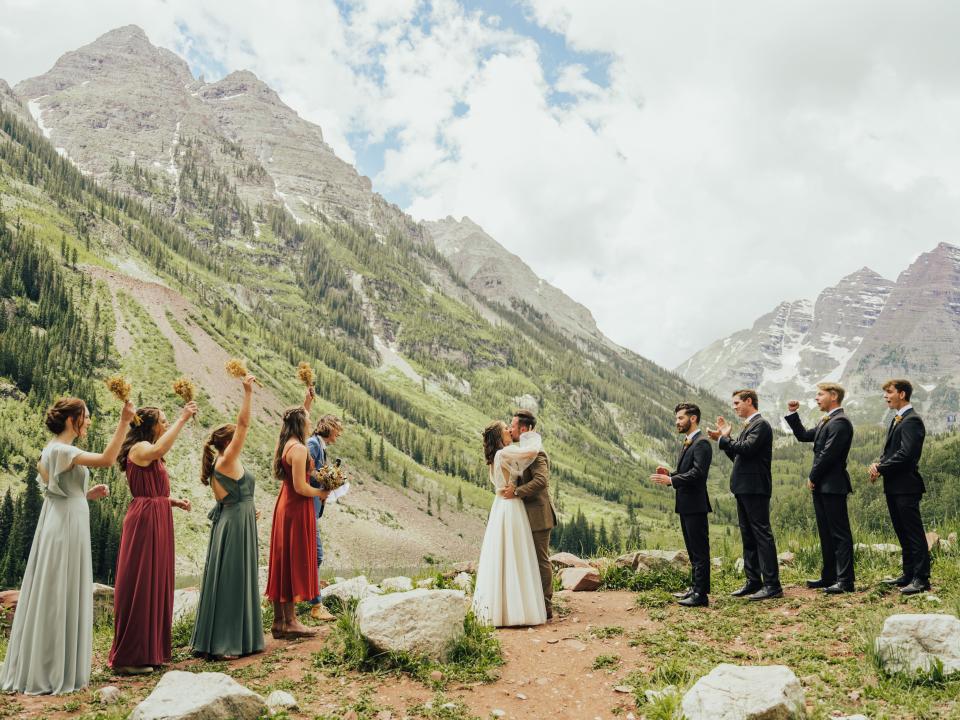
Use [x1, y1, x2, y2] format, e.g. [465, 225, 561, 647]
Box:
[191, 373, 264, 659]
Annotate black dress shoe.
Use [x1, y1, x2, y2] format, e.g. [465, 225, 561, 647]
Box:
[731, 583, 763, 597]
[749, 586, 784, 601]
[806, 578, 836, 589]
[881, 575, 911, 587]
[678, 593, 709, 607]
[899, 579, 931, 596]
[672, 588, 694, 600]
[823, 582, 855, 594]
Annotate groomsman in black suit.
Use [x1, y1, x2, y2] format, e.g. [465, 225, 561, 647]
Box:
[650, 403, 712, 607]
[708, 389, 782, 600]
[869, 379, 930, 595]
[784, 383, 856, 594]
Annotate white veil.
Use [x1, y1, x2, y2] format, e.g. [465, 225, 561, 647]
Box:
[491, 432, 543, 491]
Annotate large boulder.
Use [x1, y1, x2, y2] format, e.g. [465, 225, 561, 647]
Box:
[321, 576, 377, 602]
[173, 588, 201, 623]
[381, 576, 414, 593]
[356, 589, 468, 660]
[874, 614, 960, 676]
[550, 552, 592, 569]
[560, 567, 601, 592]
[681, 664, 805, 720]
[635, 549, 690, 569]
[128, 670, 266, 720]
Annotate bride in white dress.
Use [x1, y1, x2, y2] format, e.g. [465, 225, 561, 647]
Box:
[471, 421, 547, 627]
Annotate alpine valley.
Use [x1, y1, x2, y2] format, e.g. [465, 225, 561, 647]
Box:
[0, 26, 730, 579]
[678, 245, 960, 431]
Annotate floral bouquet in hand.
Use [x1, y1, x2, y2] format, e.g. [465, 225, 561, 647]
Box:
[226, 358, 264, 387]
[106, 375, 141, 425]
[313, 458, 347, 491]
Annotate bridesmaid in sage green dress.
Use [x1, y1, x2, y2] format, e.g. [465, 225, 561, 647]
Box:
[0, 396, 134, 694]
[191, 372, 264, 659]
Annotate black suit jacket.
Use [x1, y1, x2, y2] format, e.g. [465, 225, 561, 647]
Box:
[878, 409, 926, 495]
[669, 432, 712, 514]
[784, 409, 853, 495]
[719, 415, 773, 496]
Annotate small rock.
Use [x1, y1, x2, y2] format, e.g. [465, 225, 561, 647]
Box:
[491, 710, 505, 718]
[734, 558, 745, 574]
[516, 692, 527, 700]
[926, 531, 940, 552]
[926, 595, 941, 603]
[380, 576, 414, 593]
[871, 543, 901, 554]
[645, 685, 677, 703]
[92, 583, 114, 624]
[560, 567, 601, 592]
[562, 639, 587, 652]
[96, 685, 122, 705]
[777, 551, 795, 565]
[129, 670, 265, 720]
[416, 577, 436, 589]
[452, 560, 478, 575]
[429, 670, 444, 682]
[536, 677, 550, 685]
[949, 532, 957, 545]
[322, 576, 375, 602]
[711, 557, 722, 569]
[265, 690, 298, 712]
[376, 712, 393, 720]
[613, 685, 633, 693]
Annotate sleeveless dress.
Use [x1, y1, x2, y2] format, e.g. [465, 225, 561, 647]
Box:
[0, 442, 93, 694]
[191, 467, 264, 656]
[471, 434, 547, 627]
[109, 458, 175, 668]
[265, 450, 317, 603]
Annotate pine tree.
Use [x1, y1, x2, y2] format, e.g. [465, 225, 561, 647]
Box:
[16, 465, 44, 572]
[378, 435, 387, 471]
[401, 466, 408, 488]
[427, 491, 432, 516]
[365, 435, 373, 461]
[456, 485, 463, 510]
[0, 489, 13, 553]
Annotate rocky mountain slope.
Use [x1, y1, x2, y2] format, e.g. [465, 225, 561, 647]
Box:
[679, 250, 960, 429]
[0, 26, 727, 574]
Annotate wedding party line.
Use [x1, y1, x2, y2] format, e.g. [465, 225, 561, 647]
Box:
[0, 363, 932, 696]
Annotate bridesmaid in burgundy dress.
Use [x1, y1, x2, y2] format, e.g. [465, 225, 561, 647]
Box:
[109, 402, 197, 674]
[266, 388, 329, 638]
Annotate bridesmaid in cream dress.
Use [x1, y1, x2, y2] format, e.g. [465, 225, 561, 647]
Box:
[0, 397, 134, 694]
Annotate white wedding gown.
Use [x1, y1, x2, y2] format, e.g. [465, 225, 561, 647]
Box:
[471, 432, 547, 627]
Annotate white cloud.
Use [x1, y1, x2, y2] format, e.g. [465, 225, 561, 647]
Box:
[3, 1, 960, 368]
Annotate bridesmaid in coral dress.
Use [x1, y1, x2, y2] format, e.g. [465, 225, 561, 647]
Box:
[108, 401, 197, 675]
[265, 388, 329, 638]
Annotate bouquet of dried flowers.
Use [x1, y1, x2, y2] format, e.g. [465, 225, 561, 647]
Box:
[225, 358, 264, 387]
[105, 375, 140, 425]
[297, 361, 315, 387]
[172, 377, 196, 403]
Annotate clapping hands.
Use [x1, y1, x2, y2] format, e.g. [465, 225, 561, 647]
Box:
[706, 416, 732, 441]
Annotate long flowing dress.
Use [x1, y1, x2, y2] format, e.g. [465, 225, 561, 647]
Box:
[265, 449, 317, 603]
[108, 458, 175, 668]
[191, 467, 264, 656]
[471, 433, 548, 627]
[0, 442, 93, 694]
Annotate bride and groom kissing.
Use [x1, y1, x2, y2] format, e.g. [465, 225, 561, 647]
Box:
[472, 409, 557, 627]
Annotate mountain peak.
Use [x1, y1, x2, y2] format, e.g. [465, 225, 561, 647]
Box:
[95, 25, 150, 44]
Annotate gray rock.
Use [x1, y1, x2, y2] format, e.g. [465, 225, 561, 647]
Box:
[96, 685, 121, 704]
[265, 690, 298, 712]
[874, 613, 960, 676]
[416, 577, 436, 589]
[550, 552, 592, 569]
[356, 589, 468, 660]
[321, 576, 375, 602]
[380, 576, 414, 592]
[635, 549, 690, 568]
[92, 583, 114, 624]
[681, 664, 805, 720]
[173, 588, 200, 623]
[777, 551, 795, 565]
[128, 670, 266, 720]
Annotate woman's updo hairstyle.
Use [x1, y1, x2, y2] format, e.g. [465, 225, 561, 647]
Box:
[200, 424, 237, 486]
[45, 398, 87, 434]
